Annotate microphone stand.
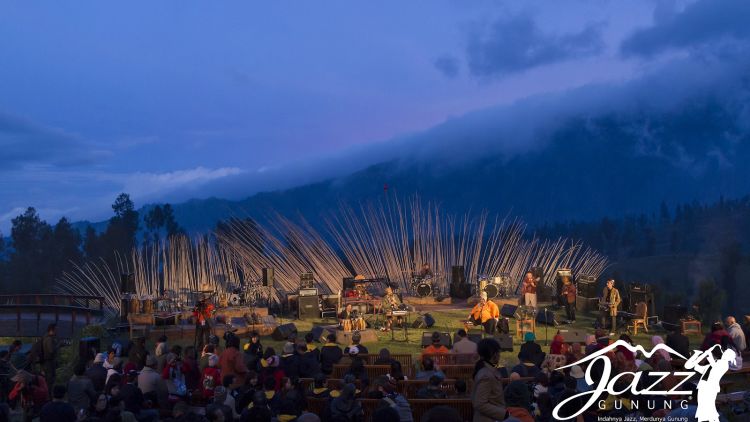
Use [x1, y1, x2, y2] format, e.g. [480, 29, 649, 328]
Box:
[544, 306, 549, 346]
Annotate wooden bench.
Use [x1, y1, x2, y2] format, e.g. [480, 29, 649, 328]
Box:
[437, 364, 475, 380]
[362, 353, 413, 368]
[400, 379, 472, 398]
[332, 364, 391, 379]
[422, 353, 478, 365]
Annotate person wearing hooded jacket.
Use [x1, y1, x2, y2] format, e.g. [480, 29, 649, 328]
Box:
[328, 383, 363, 422]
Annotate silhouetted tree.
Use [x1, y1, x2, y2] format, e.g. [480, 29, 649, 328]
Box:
[696, 279, 726, 325]
[98, 193, 139, 260]
[51, 217, 83, 275]
[7, 208, 54, 293]
[719, 240, 742, 312]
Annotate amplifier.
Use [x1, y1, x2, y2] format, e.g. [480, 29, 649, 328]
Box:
[299, 288, 318, 297]
[298, 295, 319, 319]
[577, 281, 598, 298]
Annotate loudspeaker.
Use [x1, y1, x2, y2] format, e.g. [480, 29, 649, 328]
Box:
[536, 309, 558, 326]
[663, 305, 688, 326]
[451, 266, 466, 286]
[423, 313, 435, 328]
[450, 283, 472, 299]
[262, 268, 274, 287]
[298, 296, 319, 320]
[497, 317, 510, 334]
[79, 337, 100, 362]
[500, 304, 518, 318]
[577, 281, 597, 298]
[558, 330, 589, 344]
[120, 273, 135, 293]
[310, 326, 334, 343]
[120, 298, 129, 322]
[537, 284, 554, 302]
[493, 334, 514, 352]
[412, 316, 426, 328]
[421, 332, 452, 348]
[271, 323, 298, 341]
[467, 333, 483, 344]
[334, 329, 378, 345]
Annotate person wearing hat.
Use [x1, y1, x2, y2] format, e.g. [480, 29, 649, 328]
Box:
[569, 365, 590, 392]
[319, 334, 343, 375]
[201, 353, 222, 399]
[372, 375, 413, 422]
[468, 292, 500, 334]
[599, 279, 621, 335]
[85, 353, 108, 393]
[517, 332, 545, 368]
[422, 332, 450, 358]
[381, 287, 403, 331]
[279, 342, 301, 380]
[343, 331, 368, 355]
[138, 355, 165, 403]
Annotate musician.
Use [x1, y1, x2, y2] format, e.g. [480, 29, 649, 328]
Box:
[468, 292, 500, 334]
[522, 271, 538, 308]
[337, 304, 365, 331]
[600, 279, 621, 334]
[561, 276, 576, 323]
[381, 287, 403, 331]
[193, 295, 215, 351]
[418, 263, 433, 278]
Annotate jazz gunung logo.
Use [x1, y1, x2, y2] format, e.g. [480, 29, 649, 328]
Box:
[553, 340, 737, 421]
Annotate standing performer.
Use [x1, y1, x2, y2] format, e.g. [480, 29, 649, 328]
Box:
[522, 271, 538, 308]
[467, 292, 499, 334]
[193, 294, 215, 352]
[381, 287, 403, 331]
[599, 279, 621, 334]
[561, 276, 577, 323]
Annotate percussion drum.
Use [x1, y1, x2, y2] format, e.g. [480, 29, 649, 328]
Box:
[416, 282, 432, 298]
[142, 298, 154, 315]
[218, 293, 228, 308]
[484, 283, 499, 299]
[129, 297, 141, 314]
[353, 317, 366, 331]
[342, 318, 353, 332]
[228, 294, 242, 307]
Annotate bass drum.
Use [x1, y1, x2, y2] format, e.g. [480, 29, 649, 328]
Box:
[483, 283, 499, 299]
[228, 294, 242, 306]
[416, 282, 432, 298]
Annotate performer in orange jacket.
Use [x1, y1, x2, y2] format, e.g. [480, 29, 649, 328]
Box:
[468, 292, 500, 334]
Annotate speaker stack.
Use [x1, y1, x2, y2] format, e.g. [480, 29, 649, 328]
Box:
[450, 266, 471, 299]
[575, 275, 599, 313]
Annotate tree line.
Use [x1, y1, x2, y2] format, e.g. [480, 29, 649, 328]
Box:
[0, 193, 182, 294]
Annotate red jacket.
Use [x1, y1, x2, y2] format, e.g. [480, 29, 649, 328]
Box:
[219, 347, 248, 388]
[201, 367, 221, 398]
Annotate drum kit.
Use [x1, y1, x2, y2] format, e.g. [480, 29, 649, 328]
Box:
[477, 274, 511, 299]
[218, 283, 265, 308]
[410, 273, 444, 298]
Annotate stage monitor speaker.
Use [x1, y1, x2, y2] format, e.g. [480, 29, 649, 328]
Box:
[466, 333, 483, 344]
[500, 304, 518, 318]
[576, 296, 599, 313]
[663, 305, 688, 326]
[120, 273, 135, 293]
[79, 337, 100, 362]
[577, 281, 598, 298]
[412, 313, 436, 329]
[558, 329, 589, 344]
[334, 329, 378, 345]
[310, 326, 335, 343]
[271, 323, 298, 341]
[262, 268, 274, 287]
[493, 334, 514, 352]
[536, 309, 558, 326]
[298, 295, 319, 320]
[120, 298, 129, 322]
[424, 313, 435, 328]
[421, 332, 452, 348]
[451, 266, 465, 286]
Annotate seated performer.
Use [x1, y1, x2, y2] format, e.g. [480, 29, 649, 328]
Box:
[468, 292, 499, 334]
[338, 304, 355, 331]
[418, 263, 434, 278]
[381, 287, 403, 332]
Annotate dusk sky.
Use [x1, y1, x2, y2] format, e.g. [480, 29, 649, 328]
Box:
[1, 0, 747, 232]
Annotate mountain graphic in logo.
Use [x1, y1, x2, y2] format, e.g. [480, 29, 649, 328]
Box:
[552, 339, 737, 422]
